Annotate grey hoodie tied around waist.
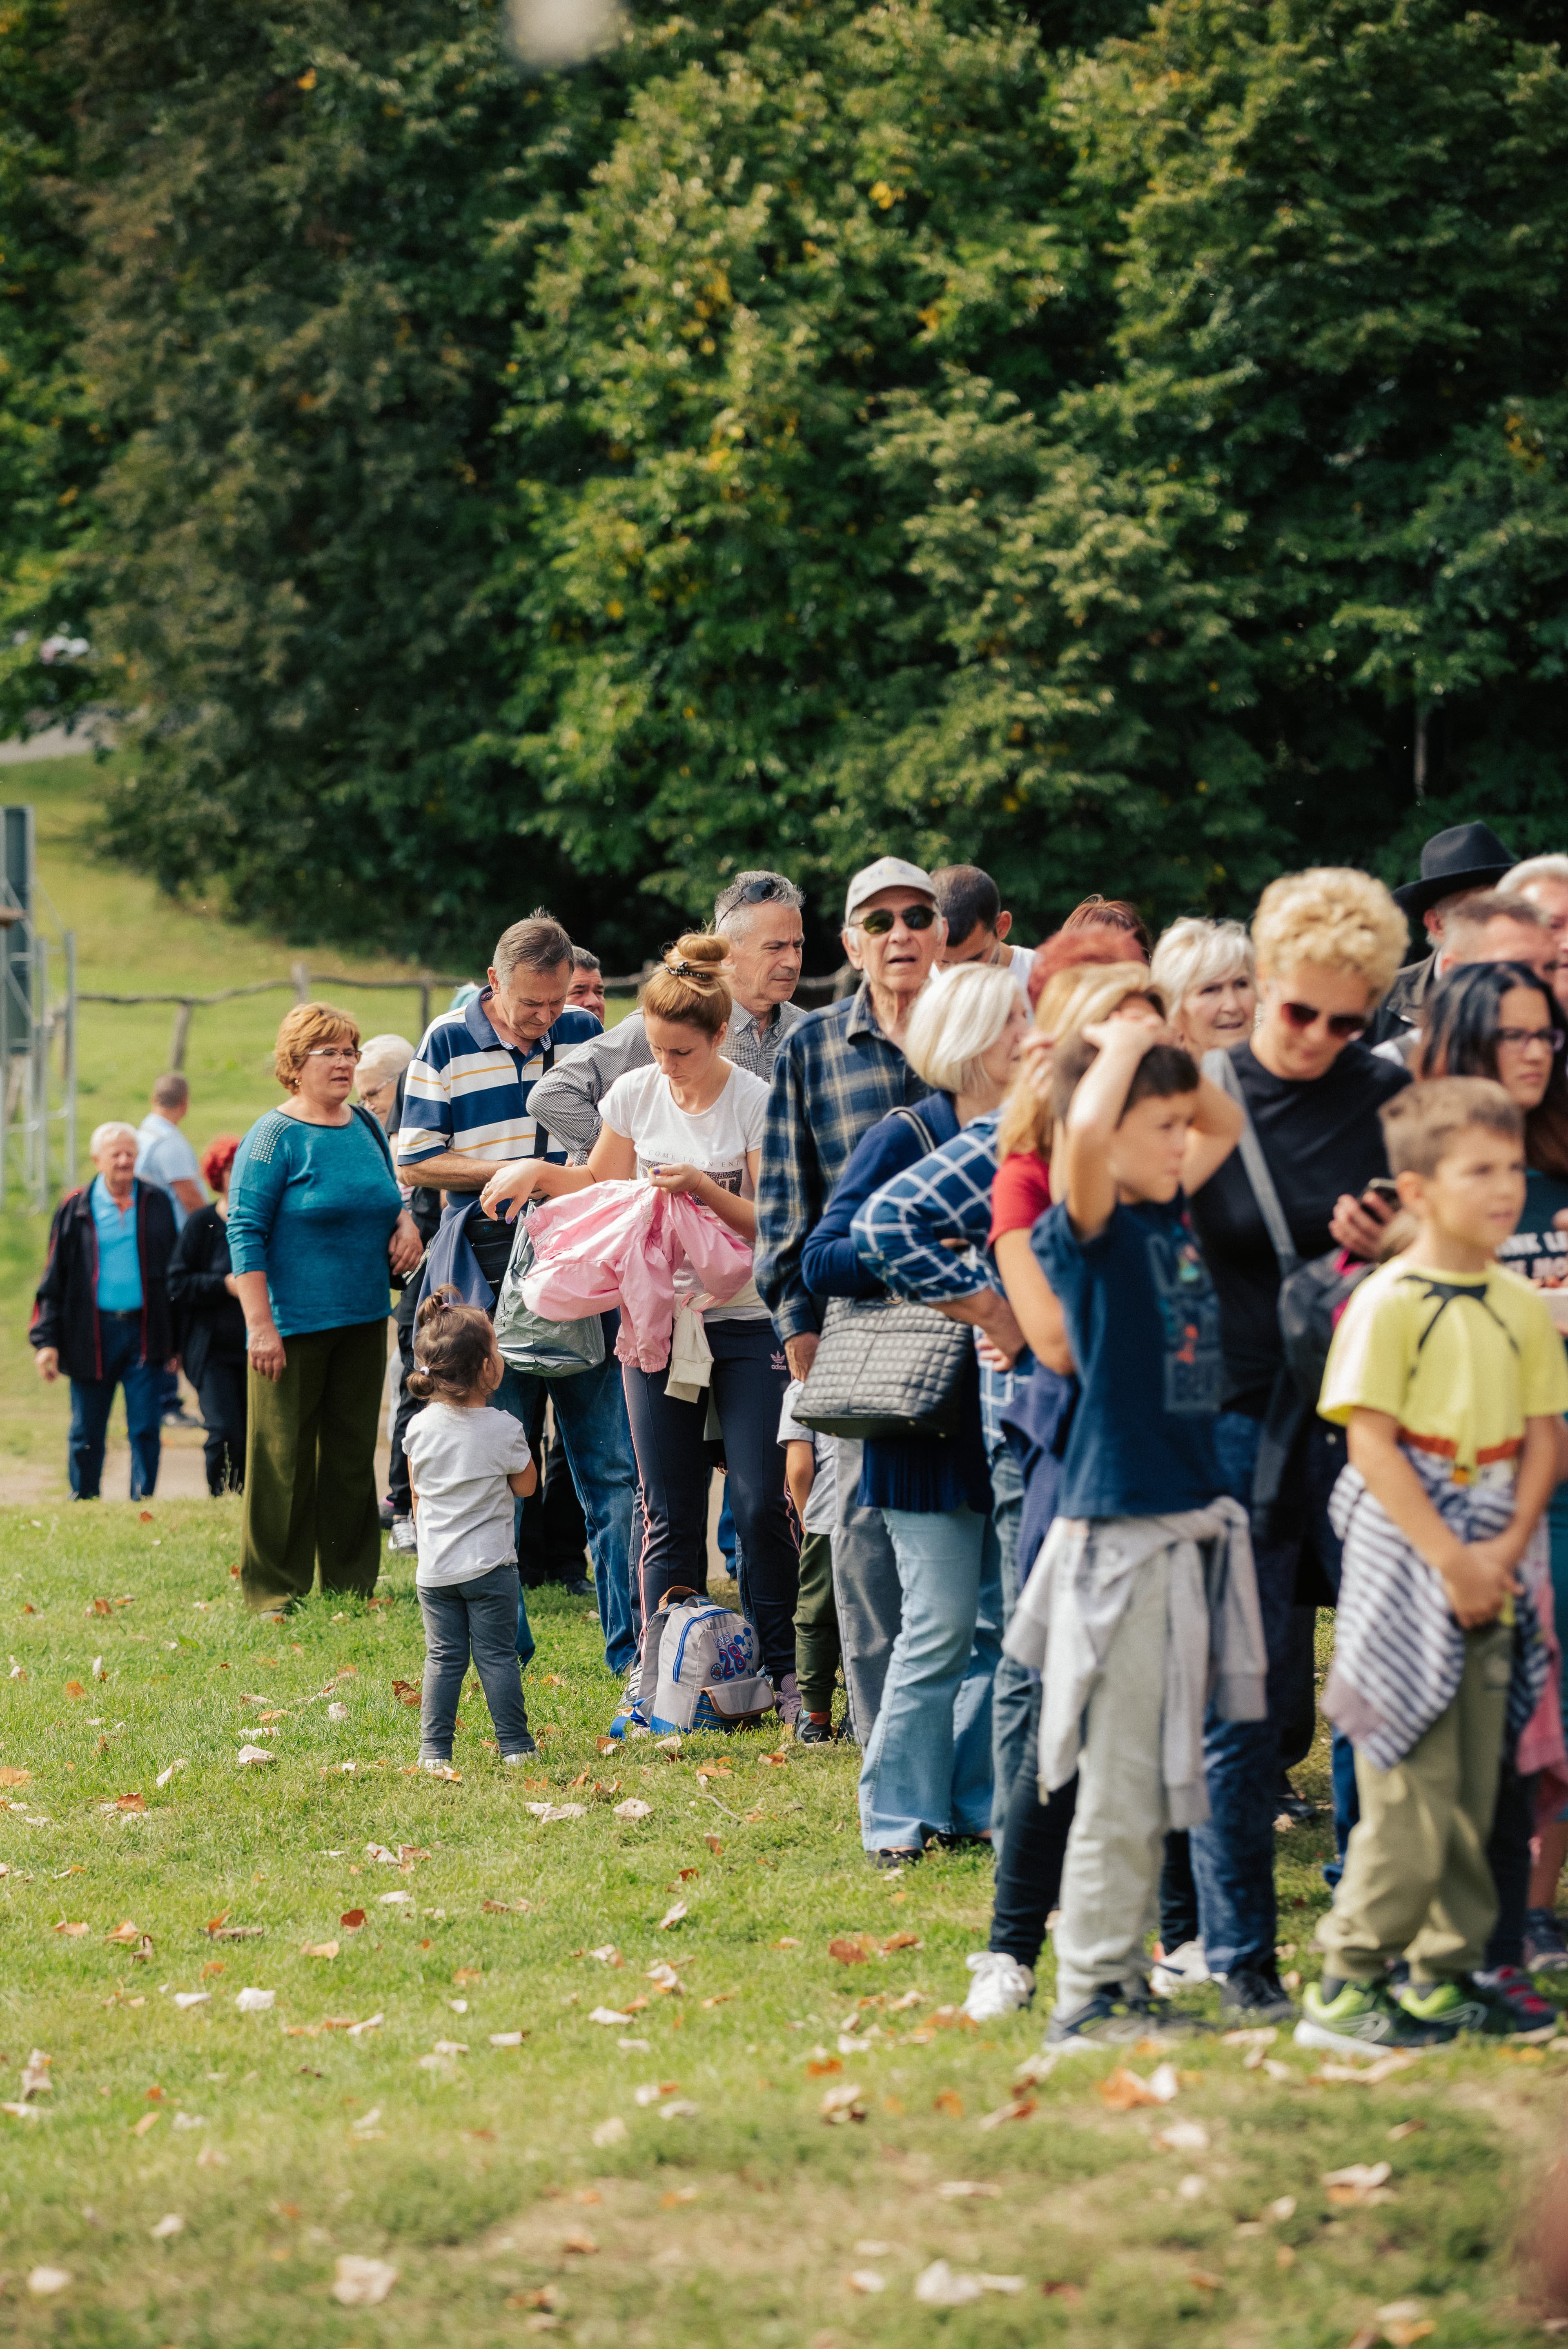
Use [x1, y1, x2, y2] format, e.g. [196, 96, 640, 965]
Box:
[1002, 1496, 1267, 1830]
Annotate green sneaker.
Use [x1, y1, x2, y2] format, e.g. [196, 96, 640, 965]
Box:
[1397, 1974, 1549, 2039]
[1293, 1976, 1460, 2056]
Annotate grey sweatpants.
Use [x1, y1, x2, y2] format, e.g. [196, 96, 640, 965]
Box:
[830, 1437, 902, 1747]
[1052, 1548, 1171, 2015]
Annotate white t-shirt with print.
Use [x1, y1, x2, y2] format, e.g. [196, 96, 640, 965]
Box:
[599, 1060, 769, 1321]
[404, 1403, 533, 1587]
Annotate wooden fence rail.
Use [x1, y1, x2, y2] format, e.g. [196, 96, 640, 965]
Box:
[78, 960, 856, 1069]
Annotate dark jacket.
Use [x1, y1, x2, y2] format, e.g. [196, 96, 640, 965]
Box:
[802, 1094, 989, 1517]
[1368, 952, 1435, 1049]
[167, 1203, 247, 1385]
[31, 1178, 177, 1382]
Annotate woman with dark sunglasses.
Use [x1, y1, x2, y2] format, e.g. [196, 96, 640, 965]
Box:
[1417, 959, 1568, 1986]
[1175, 868, 1410, 2024]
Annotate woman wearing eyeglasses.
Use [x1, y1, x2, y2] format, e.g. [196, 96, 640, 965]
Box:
[1176, 868, 1410, 2024]
[228, 1003, 423, 1610]
[1417, 958, 1568, 1982]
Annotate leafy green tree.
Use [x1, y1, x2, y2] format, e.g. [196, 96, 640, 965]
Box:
[491, 0, 1090, 936]
[0, 0, 103, 740]
[11, 0, 1568, 960]
[65, 0, 697, 964]
[844, 0, 1568, 920]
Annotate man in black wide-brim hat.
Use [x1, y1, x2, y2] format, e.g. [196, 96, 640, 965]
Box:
[1368, 820, 1517, 1048]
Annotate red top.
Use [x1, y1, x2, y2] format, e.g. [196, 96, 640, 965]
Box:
[989, 1151, 1053, 1243]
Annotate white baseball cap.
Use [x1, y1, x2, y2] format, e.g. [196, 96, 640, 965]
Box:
[844, 856, 938, 925]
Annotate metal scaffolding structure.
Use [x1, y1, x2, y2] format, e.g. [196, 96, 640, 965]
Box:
[1, 804, 77, 1213]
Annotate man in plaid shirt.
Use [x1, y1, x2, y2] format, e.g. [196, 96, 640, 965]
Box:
[756, 855, 945, 1741]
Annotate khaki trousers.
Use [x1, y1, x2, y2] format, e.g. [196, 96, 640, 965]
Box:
[1317, 1621, 1512, 1985]
[240, 1318, 386, 1609]
[1052, 1549, 1171, 2015]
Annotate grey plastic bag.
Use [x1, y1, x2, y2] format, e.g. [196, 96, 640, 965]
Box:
[492, 1221, 605, 1377]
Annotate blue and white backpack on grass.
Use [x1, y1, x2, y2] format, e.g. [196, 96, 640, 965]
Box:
[607, 1585, 773, 1738]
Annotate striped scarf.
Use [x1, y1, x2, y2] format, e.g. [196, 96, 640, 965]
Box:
[1323, 1444, 1546, 1772]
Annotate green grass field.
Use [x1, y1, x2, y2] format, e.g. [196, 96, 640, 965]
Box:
[2, 757, 1565, 2345]
[1, 1504, 1563, 2349]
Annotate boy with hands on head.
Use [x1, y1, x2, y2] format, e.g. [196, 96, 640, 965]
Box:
[1003, 1016, 1266, 2043]
[1301, 1078, 1568, 2051]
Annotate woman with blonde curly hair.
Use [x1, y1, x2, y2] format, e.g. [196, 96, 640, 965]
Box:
[1175, 869, 1412, 2024]
[228, 1003, 423, 1609]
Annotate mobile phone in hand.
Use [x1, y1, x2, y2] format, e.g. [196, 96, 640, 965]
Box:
[1362, 1177, 1401, 1213]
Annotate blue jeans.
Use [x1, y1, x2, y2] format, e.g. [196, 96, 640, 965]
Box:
[860, 1505, 1001, 1851]
[417, 1564, 533, 1759]
[1189, 1409, 1347, 1976]
[68, 1315, 162, 1500]
[493, 1354, 637, 1677]
[987, 1441, 1035, 1845]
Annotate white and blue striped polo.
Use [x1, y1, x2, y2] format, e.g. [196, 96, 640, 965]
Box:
[396, 990, 601, 1171]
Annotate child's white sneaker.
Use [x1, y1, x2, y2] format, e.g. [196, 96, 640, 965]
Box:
[1149, 1939, 1209, 1999]
[501, 1742, 538, 1766]
[961, 1950, 1036, 2021]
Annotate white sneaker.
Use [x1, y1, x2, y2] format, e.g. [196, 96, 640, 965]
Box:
[389, 1515, 416, 1554]
[961, 1950, 1036, 2021]
[1149, 1939, 1210, 1999]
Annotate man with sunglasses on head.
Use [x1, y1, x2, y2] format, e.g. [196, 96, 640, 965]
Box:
[527, 874, 807, 1161]
[1177, 869, 1411, 2026]
[755, 857, 947, 1745]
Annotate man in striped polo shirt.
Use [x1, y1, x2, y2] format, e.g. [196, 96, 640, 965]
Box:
[397, 912, 637, 1676]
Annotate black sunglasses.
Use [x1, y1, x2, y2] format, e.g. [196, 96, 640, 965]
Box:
[716, 876, 795, 916]
[850, 903, 938, 936]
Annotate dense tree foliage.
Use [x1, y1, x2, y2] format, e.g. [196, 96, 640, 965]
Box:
[1, 0, 1565, 966]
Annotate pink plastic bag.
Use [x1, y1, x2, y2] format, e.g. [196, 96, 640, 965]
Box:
[519, 1181, 755, 1373]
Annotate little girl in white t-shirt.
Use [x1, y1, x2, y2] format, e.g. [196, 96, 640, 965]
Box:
[403, 1286, 538, 1770]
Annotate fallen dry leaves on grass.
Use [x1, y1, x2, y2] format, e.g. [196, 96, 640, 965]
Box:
[1098, 2063, 1179, 2110]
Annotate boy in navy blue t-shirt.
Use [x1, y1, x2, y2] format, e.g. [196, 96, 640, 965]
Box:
[1002, 1018, 1267, 2043]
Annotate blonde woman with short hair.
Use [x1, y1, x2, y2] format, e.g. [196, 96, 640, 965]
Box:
[228, 1003, 423, 1609]
[1176, 868, 1412, 2025]
[800, 959, 1032, 1864]
[1151, 917, 1257, 1057]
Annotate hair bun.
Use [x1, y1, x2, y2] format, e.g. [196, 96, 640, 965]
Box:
[664, 932, 730, 981]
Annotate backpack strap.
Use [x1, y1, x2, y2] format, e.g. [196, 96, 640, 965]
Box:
[1203, 1048, 1298, 1277]
[349, 1100, 397, 1174]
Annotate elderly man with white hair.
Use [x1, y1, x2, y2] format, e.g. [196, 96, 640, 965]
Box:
[31, 1119, 180, 1500]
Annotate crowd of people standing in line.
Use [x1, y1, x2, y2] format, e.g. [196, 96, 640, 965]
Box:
[29, 822, 1568, 2050]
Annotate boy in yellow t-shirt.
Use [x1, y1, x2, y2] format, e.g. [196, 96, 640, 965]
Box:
[1298, 1078, 1568, 2055]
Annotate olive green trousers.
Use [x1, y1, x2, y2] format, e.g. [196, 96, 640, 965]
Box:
[240, 1318, 387, 1609]
[1317, 1621, 1512, 1985]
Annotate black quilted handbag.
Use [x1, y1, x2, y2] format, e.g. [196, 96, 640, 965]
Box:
[791, 1293, 973, 1440]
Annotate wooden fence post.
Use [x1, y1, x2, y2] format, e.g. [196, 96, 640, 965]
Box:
[291, 959, 311, 1003]
[169, 1000, 193, 1070]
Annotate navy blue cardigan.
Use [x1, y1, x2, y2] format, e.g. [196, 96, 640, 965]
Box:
[802, 1097, 990, 1516]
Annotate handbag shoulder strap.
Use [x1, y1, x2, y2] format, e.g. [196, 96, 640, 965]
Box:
[1202, 1048, 1298, 1277]
[889, 1103, 938, 1156]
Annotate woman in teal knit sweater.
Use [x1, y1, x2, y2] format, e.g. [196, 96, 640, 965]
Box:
[229, 1002, 422, 1609]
